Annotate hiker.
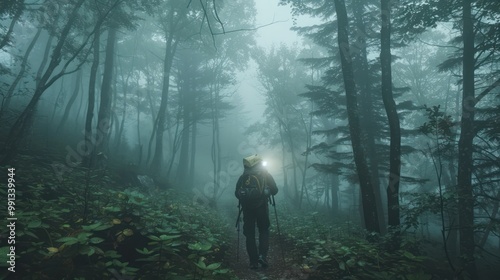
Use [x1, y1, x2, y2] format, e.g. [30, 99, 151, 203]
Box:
[235, 154, 278, 269]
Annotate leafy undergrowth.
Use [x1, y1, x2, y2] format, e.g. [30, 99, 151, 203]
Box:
[0, 155, 235, 280]
[276, 207, 452, 280]
[1, 154, 452, 280]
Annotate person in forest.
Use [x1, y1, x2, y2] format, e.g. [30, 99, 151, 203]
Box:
[235, 154, 278, 269]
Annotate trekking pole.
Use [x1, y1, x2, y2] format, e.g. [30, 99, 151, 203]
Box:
[271, 195, 285, 264]
[235, 202, 243, 263]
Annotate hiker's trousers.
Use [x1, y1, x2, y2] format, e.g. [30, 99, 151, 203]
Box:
[242, 204, 270, 264]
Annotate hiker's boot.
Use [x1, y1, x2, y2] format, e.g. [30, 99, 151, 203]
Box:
[258, 255, 268, 268]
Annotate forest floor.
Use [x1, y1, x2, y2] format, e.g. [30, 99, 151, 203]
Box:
[225, 234, 310, 280]
[218, 203, 314, 280]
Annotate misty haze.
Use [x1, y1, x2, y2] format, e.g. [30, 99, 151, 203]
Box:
[0, 0, 499, 279]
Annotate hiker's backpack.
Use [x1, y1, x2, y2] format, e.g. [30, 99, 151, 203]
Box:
[237, 172, 268, 208]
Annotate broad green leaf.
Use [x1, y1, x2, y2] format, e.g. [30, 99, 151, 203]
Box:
[82, 223, 102, 231]
[206, 262, 221, 270]
[94, 224, 113, 231]
[79, 245, 95, 256]
[159, 234, 181, 241]
[77, 232, 92, 242]
[90, 237, 105, 244]
[214, 268, 229, 274]
[56, 237, 79, 245]
[148, 235, 160, 241]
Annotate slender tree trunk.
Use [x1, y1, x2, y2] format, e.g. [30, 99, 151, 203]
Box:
[84, 29, 101, 166]
[188, 120, 197, 187]
[145, 74, 158, 165]
[96, 26, 117, 157]
[299, 102, 314, 208]
[380, 0, 401, 231]
[166, 104, 182, 177]
[287, 129, 299, 203]
[331, 172, 339, 214]
[445, 160, 459, 259]
[50, 77, 65, 127]
[334, 0, 380, 234]
[279, 124, 289, 199]
[211, 86, 221, 201]
[150, 23, 178, 176]
[457, 0, 477, 277]
[115, 50, 135, 152]
[36, 31, 55, 87]
[57, 70, 82, 131]
[115, 85, 127, 152]
[74, 78, 85, 131]
[176, 87, 191, 185]
[136, 92, 143, 166]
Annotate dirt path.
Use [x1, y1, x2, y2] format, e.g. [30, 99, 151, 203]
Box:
[224, 233, 310, 280]
[219, 203, 310, 280]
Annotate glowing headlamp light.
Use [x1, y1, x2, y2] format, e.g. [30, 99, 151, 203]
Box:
[262, 161, 268, 167]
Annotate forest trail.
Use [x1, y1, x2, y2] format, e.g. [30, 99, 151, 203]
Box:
[220, 203, 311, 280]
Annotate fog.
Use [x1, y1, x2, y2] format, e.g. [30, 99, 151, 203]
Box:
[0, 0, 499, 279]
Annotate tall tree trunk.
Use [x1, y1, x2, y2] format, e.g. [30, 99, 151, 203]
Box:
[176, 85, 191, 185]
[96, 26, 117, 157]
[380, 0, 401, 231]
[57, 70, 82, 132]
[211, 86, 221, 202]
[36, 31, 54, 87]
[188, 120, 197, 186]
[136, 91, 143, 166]
[115, 85, 127, 152]
[166, 104, 182, 177]
[457, 0, 477, 277]
[278, 124, 289, 199]
[299, 102, 314, 208]
[334, 0, 380, 234]
[0, 0, 86, 164]
[145, 70, 158, 165]
[84, 29, 101, 166]
[50, 77, 65, 128]
[74, 78, 85, 131]
[150, 22, 178, 176]
[352, 0, 386, 231]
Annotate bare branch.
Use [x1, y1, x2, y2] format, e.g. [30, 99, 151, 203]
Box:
[211, 20, 289, 36]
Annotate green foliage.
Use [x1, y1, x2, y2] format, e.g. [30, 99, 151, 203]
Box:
[0, 157, 232, 279]
[278, 209, 445, 279]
